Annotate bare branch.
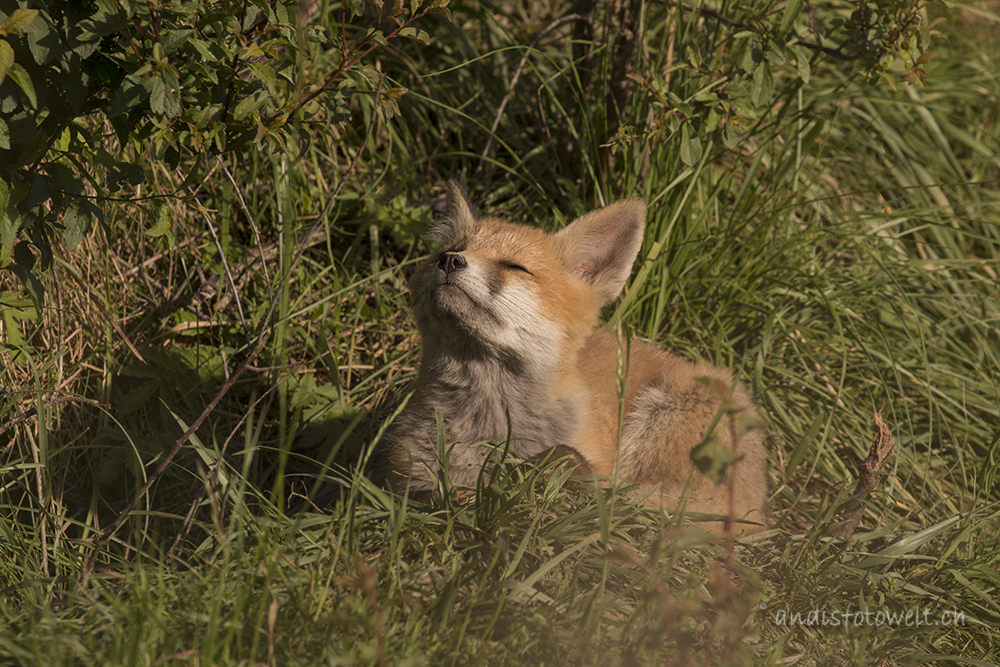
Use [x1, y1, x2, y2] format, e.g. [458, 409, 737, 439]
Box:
[830, 412, 897, 538]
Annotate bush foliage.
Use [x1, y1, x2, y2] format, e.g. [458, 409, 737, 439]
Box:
[1, 0, 446, 303]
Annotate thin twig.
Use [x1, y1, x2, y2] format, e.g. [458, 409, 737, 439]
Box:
[118, 232, 211, 278]
[220, 0, 251, 123]
[477, 14, 586, 172]
[830, 412, 896, 537]
[60, 268, 147, 365]
[218, 160, 273, 287]
[53, 260, 66, 390]
[186, 226, 328, 315]
[199, 208, 250, 340]
[0, 394, 107, 441]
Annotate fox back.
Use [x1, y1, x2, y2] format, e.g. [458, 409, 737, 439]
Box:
[386, 183, 768, 533]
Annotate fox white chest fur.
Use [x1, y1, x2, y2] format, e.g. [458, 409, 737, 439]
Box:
[386, 183, 768, 532]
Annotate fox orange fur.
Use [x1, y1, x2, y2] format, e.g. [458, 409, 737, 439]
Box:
[385, 183, 768, 533]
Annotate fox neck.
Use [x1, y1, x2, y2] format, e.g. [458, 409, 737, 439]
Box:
[415, 343, 584, 457]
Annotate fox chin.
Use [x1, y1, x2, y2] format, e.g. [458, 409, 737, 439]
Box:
[384, 182, 768, 534]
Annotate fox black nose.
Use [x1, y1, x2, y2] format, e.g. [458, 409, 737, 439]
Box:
[438, 252, 467, 274]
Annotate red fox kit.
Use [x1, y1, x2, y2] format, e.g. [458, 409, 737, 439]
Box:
[387, 183, 768, 532]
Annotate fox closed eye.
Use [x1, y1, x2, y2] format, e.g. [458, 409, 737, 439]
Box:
[500, 261, 531, 275]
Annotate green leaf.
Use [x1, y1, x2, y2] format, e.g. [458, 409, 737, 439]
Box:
[109, 76, 150, 118]
[0, 8, 38, 35]
[790, 45, 811, 84]
[62, 199, 93, 250]
[189, 38, 224, 63]
[72, 10, 127, 55]
[148, 69, 181, 117]
[0, 39, 13, 85]
[146, 201, 175, 248]
[679, 132, 692, 166]
[6, 63, 37, 108]
[779, 0, 803, 34]
[108, 162, 146, 192]
[705, 108, 721, 133]
[117, 380, 160, 417]
[726, 82, 748, 97]
[766, 40, 786, 66]
[46, 162, 83, 195]
[398, 27, 430, 45]
[83, 199, 106, 229]
[233, 91, 267, 120]
[25, 10, 59, 65]
[17, 129, 48, 166]
[427, 4, 451, 20]
[0, 208, 19, 254]
[386, 86, 408, 100]
[0, 115, 7, 151]
[679, 123, 702, 167]
[751, 60, 774, 106]
[248, 61, 277, 94]
[59, 50, 88, 113]
[13, 241, 35, 271]
[721, 125, 741, 149]
[740, 45, 756, 73]
[731, 96, 757, 120]
[24, 174, 53, 209]
[162, 28, 193, 55]
[0, 294, 38, 348]
[690, 436, 737, 485]
[1, 301, 29, 345]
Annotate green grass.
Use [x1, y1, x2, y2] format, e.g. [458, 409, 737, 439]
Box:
[2, 0, 999, 664]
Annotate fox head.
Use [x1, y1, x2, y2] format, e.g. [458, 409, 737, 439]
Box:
[410, 182, 647, 371]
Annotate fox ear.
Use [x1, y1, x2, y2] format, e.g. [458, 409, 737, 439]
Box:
[430, 180, 478, 244]
[553, 198, 646, 306]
